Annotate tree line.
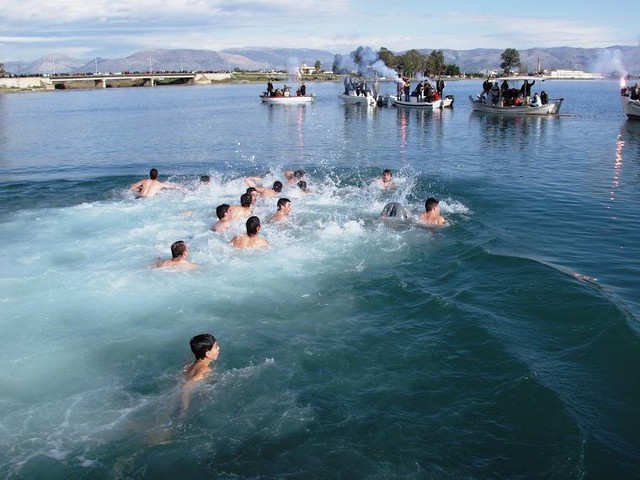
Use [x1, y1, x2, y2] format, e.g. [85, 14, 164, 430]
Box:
[329, 46, 525, 78]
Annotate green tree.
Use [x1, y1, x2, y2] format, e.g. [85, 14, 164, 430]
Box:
[444, 64, 461, 76]
[500, 48, 521, 75]
[0, 62, 5, 77]
[314, 60, 322, 72]
[378, 47, 395, 68]
[425, 50, 445, 76]
[397, 49, 426, 78]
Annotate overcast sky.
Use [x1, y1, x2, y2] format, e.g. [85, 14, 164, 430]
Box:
[1, 0, 638, 61]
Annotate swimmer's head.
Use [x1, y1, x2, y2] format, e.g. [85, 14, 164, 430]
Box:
[171, 240, 187, 258]
[382, 169, 393, 182]
[293, 170, 305, 179]
[273, 181, 283, 193]
[246, 216, 261, 236]
[200, 175, 211, 183]
[149, 168, 159, 180]
[216, 204, 230, 220]
[297, 181, 307, 192]
[240, 193, 252, 208]
[277, 198, 291, 211]
[190, 333, 218, 360]
[425, 197, 439, 212]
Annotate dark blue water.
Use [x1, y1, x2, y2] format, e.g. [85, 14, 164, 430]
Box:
[0, 80, 639, 479]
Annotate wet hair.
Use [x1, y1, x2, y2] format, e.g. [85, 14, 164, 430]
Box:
[293, 170, 305, 179]
[425, 197, 439, 212]
[171, 240, 187, 258]
[149, 168, 159, 180]
[190, 333, 217, 360]
[277, 198, 291, 210]
[273, 181, 283, 193]
[297, 181, 307, 192]
[216, 204, 230, 220]
[240, 193, 252, 207]
[383, 169, 392, 176]
[246, 187, 257, 194]
[246, 216, 261, 236]
[200, 175, 211, 183]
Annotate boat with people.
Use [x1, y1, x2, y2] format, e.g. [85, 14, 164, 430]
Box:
[620, 81, 640, 120]
[469, 76, 563, 115]
[338, 77, 379, 106]
[388, 77, 453, 109]
[260, 81, 315, 104]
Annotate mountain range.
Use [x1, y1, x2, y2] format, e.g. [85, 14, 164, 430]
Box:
[4, 46, 640, 76]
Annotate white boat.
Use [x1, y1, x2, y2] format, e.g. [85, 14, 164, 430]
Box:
[260, 94, 315, 105]
[339, 77, 378, 106]
[388, 78, 453, 109]
[338, 91, 377, 106]
[469, 76, 563, 115]
[620, 84, 640, 120]
[388, 94, 454, 109]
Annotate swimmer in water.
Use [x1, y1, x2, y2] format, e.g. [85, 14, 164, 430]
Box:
[376, 169, 394, 189]
[231, 216, 269, 249]
[212, 204, 232, 233]
[228, 193, 253, 220]
[182, 333, 220, 413]
[284, 169, 305, 185]
[245, 177, 283, 199]
[269, 198, 292, 223]
[130, 168, 185, 198]
[154, 240, 197, 270]
[419, 197, 447, 226]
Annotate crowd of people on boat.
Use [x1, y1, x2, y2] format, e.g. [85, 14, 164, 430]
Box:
[478, 78, 548, 107]
[342, 77, 377, 98]
[265, 80, 307, 97]
[621, 83, 640, 100]
[396, 75, 446, 103]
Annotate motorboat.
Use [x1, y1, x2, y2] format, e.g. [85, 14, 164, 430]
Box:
[338, 91, 377, 106]
[260, 94, 315, 105]
[261, 82, 314, 104]
[388, 78, 453, 109]
[469, 76, 563, 115]
[388, 94, 454, 109]
[620, 83, 640, 120]
[339, 77, 378, 106]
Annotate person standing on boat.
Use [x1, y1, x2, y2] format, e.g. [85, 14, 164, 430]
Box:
[436, 78, 445, 98]
[521, 79, 535, 105]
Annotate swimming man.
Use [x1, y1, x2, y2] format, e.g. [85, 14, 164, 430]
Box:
[130, 168, 185, 198]
[419, 197, 447, 226]
[212, 204, 232, 233]
[154, 240, 197, 270]
[231, 216, 269, 249]
[182, 333, 220, 413]
[269, 198, 292, 223]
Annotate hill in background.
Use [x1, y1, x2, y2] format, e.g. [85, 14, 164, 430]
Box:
[4, 46, 639, 76]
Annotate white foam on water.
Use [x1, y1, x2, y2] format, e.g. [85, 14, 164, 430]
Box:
[0, 168, 471, 473]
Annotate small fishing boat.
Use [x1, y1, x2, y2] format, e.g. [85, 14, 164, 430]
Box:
[620, 82, 640, 120]
[388, 94, 454, 109]
[388, 78, 453, 109]
[260, 94, 315, 105]
[260, 81, 315, 104]
[469, 76, 563, 115]
[338, 77, 378, 106]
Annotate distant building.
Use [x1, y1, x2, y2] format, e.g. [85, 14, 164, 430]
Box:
[299, 64, 316, 76]
[547, 69, 605, 80]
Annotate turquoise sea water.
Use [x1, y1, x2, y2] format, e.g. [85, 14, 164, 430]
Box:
[1, 80, 639, 479]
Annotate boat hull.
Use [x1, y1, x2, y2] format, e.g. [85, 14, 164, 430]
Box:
[469, 95, 563, 115]
[338, 93, 377, 106]
[389, 95, 453, 109]
[621, 96, 640, 120]
[260, 95, 315, 104]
